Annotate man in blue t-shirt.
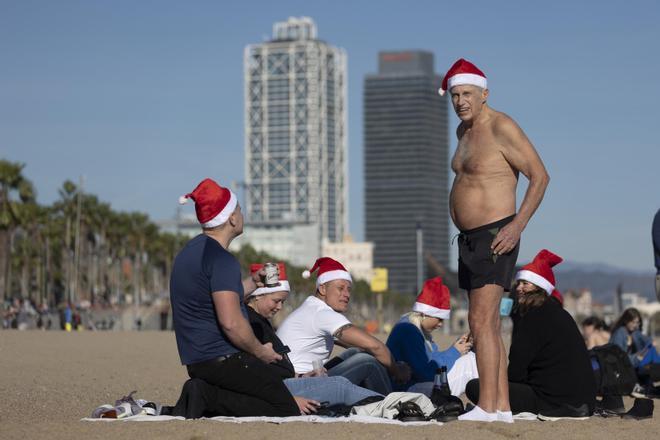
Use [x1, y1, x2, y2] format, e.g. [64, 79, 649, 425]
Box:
[169, 178, 298, 417]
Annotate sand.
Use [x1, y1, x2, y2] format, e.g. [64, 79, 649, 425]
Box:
[0, 330, 657, 440]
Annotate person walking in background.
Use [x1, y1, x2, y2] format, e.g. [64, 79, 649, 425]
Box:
[653, 209, 660, 301]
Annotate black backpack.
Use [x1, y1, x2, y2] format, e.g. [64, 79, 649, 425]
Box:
[589, 344, 637, 396]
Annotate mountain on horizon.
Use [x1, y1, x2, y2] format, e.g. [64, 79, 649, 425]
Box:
[551, 260, 656, 303]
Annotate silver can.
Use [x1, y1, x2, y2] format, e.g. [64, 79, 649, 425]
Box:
[263, 262, 280, 288]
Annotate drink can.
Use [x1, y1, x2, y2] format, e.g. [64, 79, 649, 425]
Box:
[263, 262, 280, 287]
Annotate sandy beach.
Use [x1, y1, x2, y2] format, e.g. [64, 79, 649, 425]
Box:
[0, 330, 657, 440]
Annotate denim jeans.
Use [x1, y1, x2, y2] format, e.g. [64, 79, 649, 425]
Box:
[284, 376, 382, 406]
[327, 348, 392, 395]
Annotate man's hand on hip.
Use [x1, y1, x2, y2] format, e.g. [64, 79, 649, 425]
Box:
[491, 221, 523, 255]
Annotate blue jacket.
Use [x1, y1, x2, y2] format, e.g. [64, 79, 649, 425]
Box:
[386, 316, 460, 391]
[610, 327, 652, 367]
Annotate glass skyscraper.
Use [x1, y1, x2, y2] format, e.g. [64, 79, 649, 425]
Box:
[242, 17, 347, 266]
[364, 51, 450, 294]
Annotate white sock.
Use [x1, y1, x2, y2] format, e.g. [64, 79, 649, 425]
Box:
[496, 410, 514, 423]
[458, 405, 497, 422]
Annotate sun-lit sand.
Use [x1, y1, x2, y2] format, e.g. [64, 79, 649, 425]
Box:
[0, 330, 657, 440]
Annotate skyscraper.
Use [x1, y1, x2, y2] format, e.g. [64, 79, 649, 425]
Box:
[241, 17, 347, 266]
[364, 51, 449, 294]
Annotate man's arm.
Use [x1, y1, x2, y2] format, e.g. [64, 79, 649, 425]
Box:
[335, 324, 410, 382]
[491, 115, 550, 255]
[212, 291, 281, 363]
[241, 268, 265, 300]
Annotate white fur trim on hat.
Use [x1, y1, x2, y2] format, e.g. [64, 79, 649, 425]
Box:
[447, 73, 487, 91]
[515, 270, 554, 295]
[248, 280, 290, 298]
[412, 302, 450, 320]
[317, 270, 352, 287]
[201, 191, 238, 228]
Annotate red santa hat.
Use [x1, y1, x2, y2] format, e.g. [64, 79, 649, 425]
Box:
[302, 257, 352, 287]
[178, 178, 237, 228]
[412, 277, 451, 319]
[249, 262, 290, 297]
[551, 289, 564, 306]
[438, 58, 488, 96]
[515, 249, 563, 295]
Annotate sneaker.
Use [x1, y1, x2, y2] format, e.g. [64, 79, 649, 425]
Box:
[596, 395, 625, 415]
[538, 404, 590, 421]
[114, 390, 154, 417]
[142, 401, 162, 416]
[631, 384, 647, 399]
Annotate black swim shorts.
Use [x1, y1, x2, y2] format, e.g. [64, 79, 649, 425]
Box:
[457, 215, 520, 292]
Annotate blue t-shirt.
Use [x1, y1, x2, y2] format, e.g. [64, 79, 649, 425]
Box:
[170, 234, 246, 365]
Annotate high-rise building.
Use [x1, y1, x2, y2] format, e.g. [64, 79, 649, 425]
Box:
[239, 17, 347, 266]
[364, 51, 450, 294]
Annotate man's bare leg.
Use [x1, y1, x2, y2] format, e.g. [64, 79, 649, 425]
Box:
[468, 284, 502, 413]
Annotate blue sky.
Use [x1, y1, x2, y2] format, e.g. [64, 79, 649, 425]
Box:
[1, 0, 658, 272]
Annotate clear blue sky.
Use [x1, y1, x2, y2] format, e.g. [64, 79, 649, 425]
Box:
[1, 0, 658, 272]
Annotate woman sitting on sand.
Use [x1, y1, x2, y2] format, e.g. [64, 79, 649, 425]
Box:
[465, 250, 596, 420]
[609, 308, 660, 396]
[385, 277, 478, 397]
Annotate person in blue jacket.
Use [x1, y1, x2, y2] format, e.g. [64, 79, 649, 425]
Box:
[610, 308, 658, 368]
[386, 277, 478, 397]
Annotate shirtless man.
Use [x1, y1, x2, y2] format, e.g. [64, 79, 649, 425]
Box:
[440, 59, 550, 422]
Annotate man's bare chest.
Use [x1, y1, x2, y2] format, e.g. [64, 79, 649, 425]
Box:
[452, 129, 504, 174]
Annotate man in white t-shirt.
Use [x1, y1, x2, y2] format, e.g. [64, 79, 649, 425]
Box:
[277, 257, 411, 394]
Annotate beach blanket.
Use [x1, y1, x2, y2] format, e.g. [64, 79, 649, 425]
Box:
[81, 414, 443, 426]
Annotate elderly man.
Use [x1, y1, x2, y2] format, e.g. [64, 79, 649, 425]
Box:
[277, 257, 411, 395]
[169, 178, 298, 417]
[440, 59, 550, 422]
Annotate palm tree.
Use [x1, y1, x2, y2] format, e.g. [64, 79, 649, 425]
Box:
[0, 160, 35, 301]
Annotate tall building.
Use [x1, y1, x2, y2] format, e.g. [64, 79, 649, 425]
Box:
[239, 17, 347, 266]
[364, 51, 449, 294]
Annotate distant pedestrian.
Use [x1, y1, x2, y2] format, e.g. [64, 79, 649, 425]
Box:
[653, 209, 659, 301]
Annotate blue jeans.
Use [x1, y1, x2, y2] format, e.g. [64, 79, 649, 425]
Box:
[327, 348, 392, 395]
[284, 376, 382, 406]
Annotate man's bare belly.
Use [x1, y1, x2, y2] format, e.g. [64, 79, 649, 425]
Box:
[450, 175, 517, 231]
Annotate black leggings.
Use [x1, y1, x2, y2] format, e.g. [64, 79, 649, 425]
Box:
[167, 352, 299, 418]
[465, 379, 553, 414]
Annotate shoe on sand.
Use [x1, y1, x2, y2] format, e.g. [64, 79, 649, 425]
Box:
[538, 404, 590, 421]
[458, 406, 497, 422]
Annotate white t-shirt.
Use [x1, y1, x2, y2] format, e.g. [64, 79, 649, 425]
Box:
[276, 296, 351, 374]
